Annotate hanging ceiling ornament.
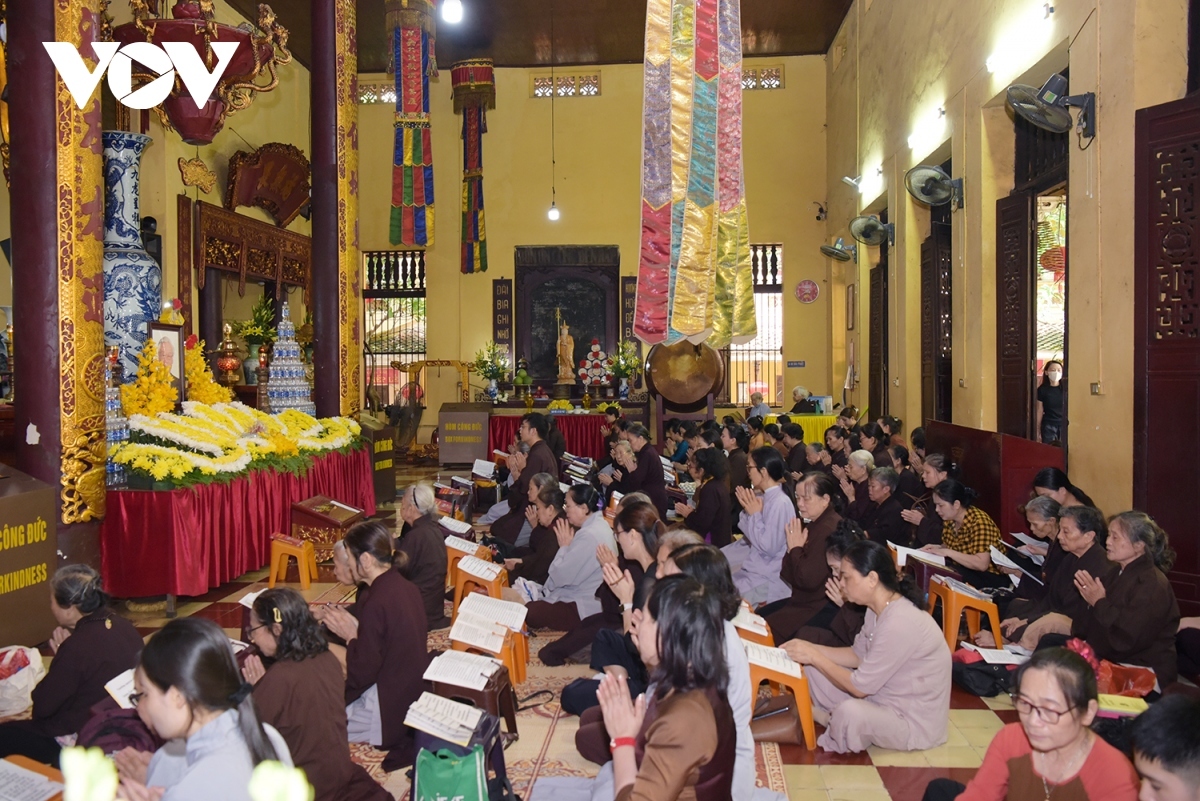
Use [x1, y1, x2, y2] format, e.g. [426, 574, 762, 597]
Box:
[451, 59, 495, 274]
[388, 0, 438, 248]
[112, 0, 292, 146]
[633, 0, 755, 347]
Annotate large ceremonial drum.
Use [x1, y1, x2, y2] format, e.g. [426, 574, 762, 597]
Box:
[645, 340, 725, 406]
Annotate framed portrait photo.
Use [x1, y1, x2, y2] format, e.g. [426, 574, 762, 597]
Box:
[148, 322, 187, 405]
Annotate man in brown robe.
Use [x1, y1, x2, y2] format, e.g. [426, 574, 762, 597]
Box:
[394, 482, 449, 629]
[490, 413, 559, 545]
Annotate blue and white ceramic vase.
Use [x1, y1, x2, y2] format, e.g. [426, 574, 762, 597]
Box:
[103, 131, 161, 380]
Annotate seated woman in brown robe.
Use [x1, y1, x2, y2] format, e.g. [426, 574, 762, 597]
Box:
[765, 471, 844, 640]
[506, 480, 565, 584]
[0, 565, 143, 767]
[791, 520, 868, 647]
[394, 481, 450, 630]
[856, 422, 892, 480]
[1000, 495, 1063, 609]
[321, 521, 429, 770]
[599, 423, 668, 519]
[886, 445, 924, 507]
[243, 589, 390, 801]
[599, 575, 736, 801]
[857, 467, 910, 546]
[986, 505, 1112, 649]
[673, 448, 732, 547]
[899, 452, 957, 546]
[1039, 511, 1181, 686]
[835, 449, 876, 520]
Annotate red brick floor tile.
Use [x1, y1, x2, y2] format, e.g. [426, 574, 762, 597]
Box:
[949, 686, 990, 710]
[877, 766, 978, 801]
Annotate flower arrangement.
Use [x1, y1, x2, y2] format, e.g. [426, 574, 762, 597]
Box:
[232, 294, 278, 345]
[577, 339, 611, 386]
[159, 297, 185, 326]
[120, 338, 178, 417]
[184, 336, 234, 405]
[110, 401, 363, 487]
[597, 401, 622, 416]
[609, 339, 641, 379]
[547, 399, 573, 412]
[473, 340, 510, 381]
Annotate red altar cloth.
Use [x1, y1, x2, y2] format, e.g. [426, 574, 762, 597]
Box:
[487, 413, 608, 461]
[100, 448, 376, 598]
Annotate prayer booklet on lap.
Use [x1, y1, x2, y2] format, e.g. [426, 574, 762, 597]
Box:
[424, 650, 501, 691]
[404, 692, 484, 747]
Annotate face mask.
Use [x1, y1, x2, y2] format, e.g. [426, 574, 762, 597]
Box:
[1047, 371, 1062, 380]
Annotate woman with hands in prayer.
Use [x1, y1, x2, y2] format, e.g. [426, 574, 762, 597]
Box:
[789, 520, 868, 648]
[505, 478, 565, 584]
[764, 472, 844, 640]
[673, 447, 733, 547]
[241, 589, 390, 801]
[899, 452, 956, 546]
[835, 450, 876, 519]
[782, 540, 950, 754]
[599, 575, 736, 801]
[724, 446, 795, 607]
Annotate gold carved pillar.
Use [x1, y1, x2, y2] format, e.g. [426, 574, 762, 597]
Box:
[336, 0, 361, 416]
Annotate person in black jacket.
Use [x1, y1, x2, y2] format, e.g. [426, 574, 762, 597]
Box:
[394, 482, 450, 630]
[0, 565, 143, 766]
[856, 467, 911, 546]
[673, 447, 732, 547]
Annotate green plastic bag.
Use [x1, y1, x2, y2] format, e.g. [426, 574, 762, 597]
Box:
[412, 745, 488, 801]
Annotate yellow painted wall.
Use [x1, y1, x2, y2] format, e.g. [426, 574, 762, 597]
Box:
[358, 56, 828, 439]
[826, 0, 1188, 509]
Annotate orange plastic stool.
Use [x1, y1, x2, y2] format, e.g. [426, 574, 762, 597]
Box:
[445, 544, 490, 590]
[450, 565, 510, 624]
[452, 629, 528, 684]
[748, 662, 817, 749]
[927, 581, 1004, 650]
[268, 536, 318, 590]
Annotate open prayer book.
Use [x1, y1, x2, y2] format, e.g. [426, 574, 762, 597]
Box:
[458, 592, 527, 632]
[424, 649, 502, 691]
[990, 546, 1043, 585]
[931, 573, 992, 601]
[457, 555, 502, 581]
[451, 592, 528, 653]
[404, 692, 484, 747]
[742, 641, 802, 678]
[0, 759, 63, 801]
[445, 535, 482, 554]
[472, 459, 497, 479]
[239, 589, 266, 608]
[888, 541, 946, 567]
[959, 642, 1031, 665]
[732, 604, 770, 638]
[440, 516, 476, 536]
[1008, 532, 1047, 565]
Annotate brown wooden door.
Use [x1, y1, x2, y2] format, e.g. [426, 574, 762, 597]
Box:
[1134, 91, 1200, 615]
[868, 263, 888, 418]
[921, 221, 952, 424]
[996, 193, 1035, 438]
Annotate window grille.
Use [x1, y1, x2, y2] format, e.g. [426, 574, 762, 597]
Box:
[741, 64, 785, 91]
[529, 70, 602, 98]
[363, 250, 427, 406]
[719, 244, 784, 406]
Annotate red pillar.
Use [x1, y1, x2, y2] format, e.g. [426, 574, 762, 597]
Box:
[311, 0, 340, 417]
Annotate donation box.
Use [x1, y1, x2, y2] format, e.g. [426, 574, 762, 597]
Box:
[438, 403, 490, 466]
[0, 466, 57, 646]
[358, 418, 397, 506]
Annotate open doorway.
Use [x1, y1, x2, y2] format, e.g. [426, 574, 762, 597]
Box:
[1034, 194, 1067, 444]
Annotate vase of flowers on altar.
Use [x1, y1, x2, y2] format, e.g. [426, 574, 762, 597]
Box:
[232, 295, 277, 385]
[609, 339, 641, 400]
[473, 341, 510, 402]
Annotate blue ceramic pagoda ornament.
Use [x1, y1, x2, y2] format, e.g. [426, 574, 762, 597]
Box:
[103, 131, 161, 379]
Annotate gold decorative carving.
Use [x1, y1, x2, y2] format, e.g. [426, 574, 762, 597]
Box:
[335, 0, 361, 415]
[55, 0, 107, 523]
[194, 201, 311, 303]
[177, 157, 217, 193]
[225, 142, 311, 227]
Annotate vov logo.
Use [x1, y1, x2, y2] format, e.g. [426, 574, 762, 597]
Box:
[42, 40, 239, 110]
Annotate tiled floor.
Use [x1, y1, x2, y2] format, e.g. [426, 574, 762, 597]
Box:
[110, 460, 1005, 801]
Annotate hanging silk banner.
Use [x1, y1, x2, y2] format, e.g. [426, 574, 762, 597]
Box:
[388, 0, 437, 247]
[633, 0, 754, 347]
[451, 59, 495, 274]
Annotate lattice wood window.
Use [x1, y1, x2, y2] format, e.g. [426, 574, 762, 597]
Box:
[529, 70, 602, 98]
[1153, 142, 1200, 339]
[742, 64, 784, 91]
[358, 82, 398, 105]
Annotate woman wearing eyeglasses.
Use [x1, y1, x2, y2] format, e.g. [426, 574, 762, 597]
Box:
[921, 648, 1139, 801]
[242, 588, 391, 801]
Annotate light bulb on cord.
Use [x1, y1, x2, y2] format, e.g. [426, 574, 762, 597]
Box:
[548, 202, 560, 221]
[441, 0, 463, 24]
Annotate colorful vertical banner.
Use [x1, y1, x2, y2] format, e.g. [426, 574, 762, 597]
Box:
[451, 59, 496, 274]
[388, 0, 437, 247]
[633, 0, 754, 348]
[492, 279, 513, 363]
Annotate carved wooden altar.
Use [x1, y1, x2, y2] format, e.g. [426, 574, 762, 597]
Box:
[193, 200, 312, 303]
